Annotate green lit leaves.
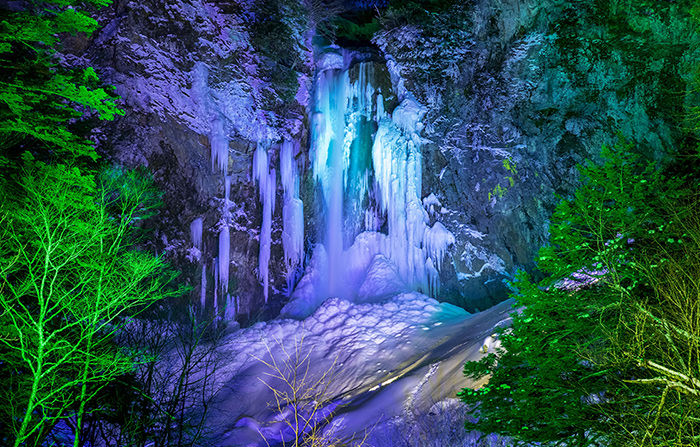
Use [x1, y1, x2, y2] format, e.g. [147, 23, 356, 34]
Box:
[52, 7, 100, 36]
[83, 66, 99, 84]
[459, 141, 672, 445]
[0, 0, 122, 160]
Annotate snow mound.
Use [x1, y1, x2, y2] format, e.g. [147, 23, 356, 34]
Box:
[215, 292, 470, 392]
[356, 254, 407, 303]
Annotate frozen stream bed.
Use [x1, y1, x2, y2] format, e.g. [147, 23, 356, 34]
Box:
[203, 294, 518, 446]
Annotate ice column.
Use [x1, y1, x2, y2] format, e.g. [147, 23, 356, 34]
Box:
[371, 98, 427, 289]
[213, 258, 218, 316]
[218, 226, 230, 294]
[371, 95, 456, 295]
[218, 176, 232, 296]
[191, 217, 208, 312]
[280, 140, 304, 286]
[190, 217, 203, 251]
[200, 265, 207, 311]
[311, 60, 350, 299]
[253, 144, 276, 303]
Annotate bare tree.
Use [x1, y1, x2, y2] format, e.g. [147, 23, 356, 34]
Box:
[253, 335, 371, 447]
[0, 162, 182, 447]
[80, 313, 226, 447]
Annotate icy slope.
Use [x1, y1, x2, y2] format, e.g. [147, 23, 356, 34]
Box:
[204, 295, 517, 446]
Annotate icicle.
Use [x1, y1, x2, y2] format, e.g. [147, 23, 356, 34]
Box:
[193, 62, 229, 174]
[280, 141, 295, 195]
[225, 175, 231, 201]
[280, 140, 305, 279]
[282, 198, 304, 267]
[424, 222, 456, 271]
[224, 294, 236, 321]
[253, 144, 276, 303]
[210, 118, 229, 173]
[218, 175, 232, 295]
[364, 206, 380, 231]
[357, 63, 375, 117]
[213, 258, 218, 316]
[190, 217, 203, 251]
[376, 92, 385, 122]
[426, 257, 439, 297]
[218, 225, 230, 293]
[200, 264, 207, 312]
[422, 193, 441, 218]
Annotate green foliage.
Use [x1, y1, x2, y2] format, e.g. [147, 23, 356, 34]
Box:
[0, 0, 123, 162]
[502, 158, 517, 175]
[488, 159, 517, 201]
[488, 183, 507, 201]
[0, 2, 189, 446]
[381, 0, 455, 26]
[0, 158, 183, 447]
[460, 140, 698, 446]
[319, 16, 380, 42]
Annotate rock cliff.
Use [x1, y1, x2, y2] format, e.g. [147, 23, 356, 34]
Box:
[77, 0, 699, 318]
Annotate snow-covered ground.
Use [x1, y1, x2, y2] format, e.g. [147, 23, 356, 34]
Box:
[203, 294, 517, 446]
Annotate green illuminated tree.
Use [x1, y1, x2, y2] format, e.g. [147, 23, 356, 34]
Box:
[0, 0, 122, 163]
[0, 157, 183, 447]
[459, 141, 700, 446]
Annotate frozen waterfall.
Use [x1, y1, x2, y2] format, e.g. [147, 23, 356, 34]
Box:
[282, 50, 455, 318]
[194, 49, 455, 319]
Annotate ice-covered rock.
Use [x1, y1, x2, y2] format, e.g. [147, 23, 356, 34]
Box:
[82, 0, 313, 318]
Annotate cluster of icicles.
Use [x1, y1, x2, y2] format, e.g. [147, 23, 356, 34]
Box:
[189, 51, 456, 319]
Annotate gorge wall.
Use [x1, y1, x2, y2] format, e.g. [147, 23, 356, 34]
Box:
[73, 0, 699, 320]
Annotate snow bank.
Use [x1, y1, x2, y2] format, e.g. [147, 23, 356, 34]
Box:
[203, 296, 521, 447]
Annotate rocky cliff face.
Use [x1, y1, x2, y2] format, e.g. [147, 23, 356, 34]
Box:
[83, 0, 315, 322]
[374, 0, 699, 310]
[80, 0, 698, 319]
